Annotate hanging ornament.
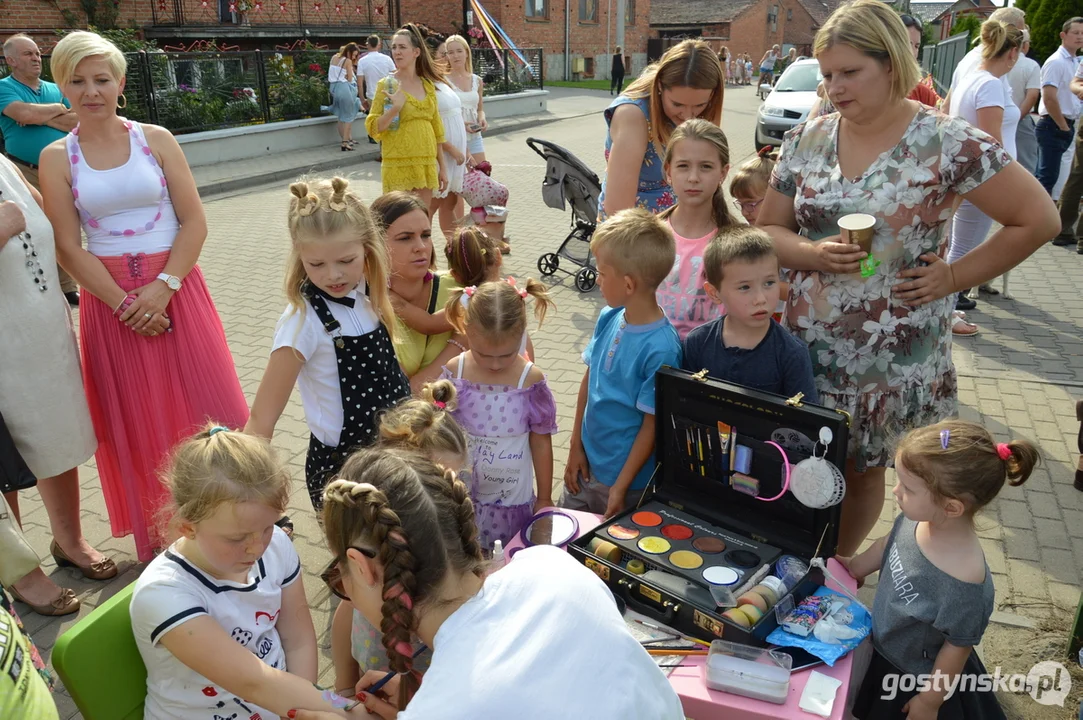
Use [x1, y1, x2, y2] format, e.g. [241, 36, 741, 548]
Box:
[374, 3, 384, 14]
[355, 5, 363, 13]
[254, 0, 263, 10]
[157, 0, 166, 10]
[279, 0, 287, 9]
[335, 3, 342, 11]
[228, 1, 236, 10]
[313, 0, 321, 9]
[200, 0, 209, 7]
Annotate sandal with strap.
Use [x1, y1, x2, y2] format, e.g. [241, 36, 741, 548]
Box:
[952, 315, 979, 337]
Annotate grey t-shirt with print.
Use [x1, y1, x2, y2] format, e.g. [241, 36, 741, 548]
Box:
[871, 514, 995, 675]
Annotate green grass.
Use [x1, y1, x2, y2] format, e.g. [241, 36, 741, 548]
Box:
[545, 79, 612, 90]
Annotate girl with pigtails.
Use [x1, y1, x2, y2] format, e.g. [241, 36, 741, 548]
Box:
[303, 447, 684, 720]
[246, 177, 410, 514]
[440, 279, 558, 551]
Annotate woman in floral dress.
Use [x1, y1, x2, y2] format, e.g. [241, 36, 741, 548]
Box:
[598, 39, 724, 220]
[759, 0, 1058, 556]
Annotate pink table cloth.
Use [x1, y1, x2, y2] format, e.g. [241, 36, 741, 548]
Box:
[504, 508, 856, 720]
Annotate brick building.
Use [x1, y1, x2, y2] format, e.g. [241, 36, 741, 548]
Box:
[648, 0, 838, 67]
[909, 0, 999, 41]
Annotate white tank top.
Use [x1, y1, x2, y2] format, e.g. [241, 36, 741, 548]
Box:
[328, 58, 349, 83]
[65, 121, 180, 256]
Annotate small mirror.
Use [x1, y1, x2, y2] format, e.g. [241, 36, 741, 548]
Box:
[521, 509, 580, 547]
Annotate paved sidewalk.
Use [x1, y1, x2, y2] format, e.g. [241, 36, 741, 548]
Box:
[12, 85, 1083, 719]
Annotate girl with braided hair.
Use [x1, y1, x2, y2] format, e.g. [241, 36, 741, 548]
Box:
[129, 425, 366, 719]
[246, 177, 410, 513]
[329, 379, 465, 695]
[441, 279, 557, 551]
[308, 446, 683, 720]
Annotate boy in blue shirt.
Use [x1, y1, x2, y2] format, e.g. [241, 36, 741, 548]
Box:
[563, 209, 682, 518]
[682, 226, 818, 401]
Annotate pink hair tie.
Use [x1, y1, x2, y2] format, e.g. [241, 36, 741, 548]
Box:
[996, 443, 1012, 461]
[464, 286, 476, 297]
[433, 400, 446, 410]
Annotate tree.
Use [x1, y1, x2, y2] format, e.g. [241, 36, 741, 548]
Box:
[1028, 0, 1083, 64]
[951, 13, 983, 45]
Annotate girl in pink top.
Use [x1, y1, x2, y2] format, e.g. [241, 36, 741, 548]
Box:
[656, 119, 740, 339]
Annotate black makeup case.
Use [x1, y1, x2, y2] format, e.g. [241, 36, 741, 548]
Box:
[568, 367, 850, 663]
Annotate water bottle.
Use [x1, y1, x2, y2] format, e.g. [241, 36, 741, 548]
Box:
[383, 76, 400, 131]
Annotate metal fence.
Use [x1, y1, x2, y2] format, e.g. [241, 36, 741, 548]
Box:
[920, 31, 970, 95]
[151, 0, 401, 32]
[0, 47, 544, 136]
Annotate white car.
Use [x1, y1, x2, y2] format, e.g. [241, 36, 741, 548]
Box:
[755, 59, 822, 150]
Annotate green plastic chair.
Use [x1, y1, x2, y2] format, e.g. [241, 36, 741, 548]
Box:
[52, 582, 146, 720]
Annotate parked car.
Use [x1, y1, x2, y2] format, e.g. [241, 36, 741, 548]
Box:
[755, 59, 822, 150]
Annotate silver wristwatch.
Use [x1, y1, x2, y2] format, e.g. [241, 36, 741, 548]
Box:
[157, 273, 182, 291]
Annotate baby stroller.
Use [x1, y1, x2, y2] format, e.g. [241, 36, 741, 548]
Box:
[526, 137, 602, 292]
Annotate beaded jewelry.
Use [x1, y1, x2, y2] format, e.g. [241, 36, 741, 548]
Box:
[0, 189, 47, 292]
[69, 120, 168, 237]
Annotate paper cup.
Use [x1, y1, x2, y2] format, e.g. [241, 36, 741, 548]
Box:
[838, 213, 875, 254]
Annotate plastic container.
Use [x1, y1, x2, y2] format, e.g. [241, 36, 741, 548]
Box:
[383, 77, 400, 131]
[703, 639, 792, 704]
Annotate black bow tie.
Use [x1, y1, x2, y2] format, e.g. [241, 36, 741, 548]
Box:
[304, 283, 355, 308]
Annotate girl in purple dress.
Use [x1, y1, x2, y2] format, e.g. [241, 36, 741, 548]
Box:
[441, 278, 558, 551]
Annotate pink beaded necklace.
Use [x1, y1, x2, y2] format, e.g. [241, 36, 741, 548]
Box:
[69, 119, 168, 237]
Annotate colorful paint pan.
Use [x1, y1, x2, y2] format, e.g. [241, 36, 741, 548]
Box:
[669, 550, 704, 569]
[607, 524, 640, 541]
[660, 523, 694, 541]
[693, 536, 726, 554]
[637, 536, 671, 554]
[702, 566, 740, 586]
[727, 549, 760, 569]
[631, 511, 663, 528]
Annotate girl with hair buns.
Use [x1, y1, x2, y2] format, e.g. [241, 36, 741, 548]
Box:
[304, 447, 684, 720]
[329, 380, 464, 697]
[841, 420, 1036, 719]
[246, 177, 409, 512]
[946, 19, 1024, 325]
[40, 29, 248, 563]
[366, 24, 448, 205]
[600, 39, 724, 219]
[441, 279, 557, 550]
[759, 0, 1056, 557]
[129, 425, 362, 719]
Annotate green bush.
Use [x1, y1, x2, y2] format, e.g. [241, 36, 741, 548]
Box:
[269, 74, 328, 120]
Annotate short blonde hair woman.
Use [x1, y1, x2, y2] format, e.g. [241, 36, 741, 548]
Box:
[600, 39, 723, 219]
[40, 30, 249, 563]
[758, 0, 1057, 558]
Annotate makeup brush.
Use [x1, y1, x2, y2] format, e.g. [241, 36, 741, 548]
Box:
[342, 645, 429, 709]
[646, 648, 708, 657]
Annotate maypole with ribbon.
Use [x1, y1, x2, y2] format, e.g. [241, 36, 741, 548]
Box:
[469, 0, 537, 77]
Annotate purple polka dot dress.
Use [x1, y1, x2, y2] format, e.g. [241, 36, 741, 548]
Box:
[441, 360, 558, 551]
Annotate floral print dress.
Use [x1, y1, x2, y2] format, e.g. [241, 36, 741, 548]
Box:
[598, 96, 675, 220]
[770, 105, 1011, 469]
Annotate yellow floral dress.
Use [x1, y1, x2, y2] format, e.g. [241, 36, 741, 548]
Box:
[366, 77, 446, 193]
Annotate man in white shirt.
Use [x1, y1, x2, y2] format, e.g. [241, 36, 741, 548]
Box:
[1052, 54, 1083, 251]
[1036, 17, 1083, 195]
[357, 34, 395, 149]
[1009, 29, 1042, 173]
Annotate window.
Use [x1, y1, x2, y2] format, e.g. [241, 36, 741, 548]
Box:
[526, 0, 548, 19]
[626, 0, 635, 25]
[787, 8, 792, 19]
[579, 0, 597, 22]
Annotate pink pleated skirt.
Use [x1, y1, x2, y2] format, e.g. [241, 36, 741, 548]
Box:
[80, 251, 249, 561]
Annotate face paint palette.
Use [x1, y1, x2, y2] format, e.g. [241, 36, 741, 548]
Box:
[570, 367, 850, 658]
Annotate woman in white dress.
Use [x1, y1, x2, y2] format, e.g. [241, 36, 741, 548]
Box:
[0, 155, 115, 617]
[431, 41, 470, 240]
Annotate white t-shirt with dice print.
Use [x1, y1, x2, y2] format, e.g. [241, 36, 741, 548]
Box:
[130, 526, 301, 720]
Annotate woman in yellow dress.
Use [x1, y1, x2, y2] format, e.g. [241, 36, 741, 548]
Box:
[366, 24, 448, 205]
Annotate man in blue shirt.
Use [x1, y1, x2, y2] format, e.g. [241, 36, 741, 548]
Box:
[0, 34, 79, 303]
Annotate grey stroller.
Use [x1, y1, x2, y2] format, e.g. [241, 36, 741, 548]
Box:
[527, 137, 602, 292]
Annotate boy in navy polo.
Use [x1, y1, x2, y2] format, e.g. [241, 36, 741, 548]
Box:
[563, 209, 682, 518]
[682, 226, 817, 401]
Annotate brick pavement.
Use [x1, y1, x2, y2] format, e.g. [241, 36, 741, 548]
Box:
[12, 86, 1083, 719]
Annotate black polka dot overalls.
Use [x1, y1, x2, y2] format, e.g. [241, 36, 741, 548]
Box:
[302, 284, 410, 510]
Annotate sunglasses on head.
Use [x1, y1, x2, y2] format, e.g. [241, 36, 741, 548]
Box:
[320, 546, 377, 601]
